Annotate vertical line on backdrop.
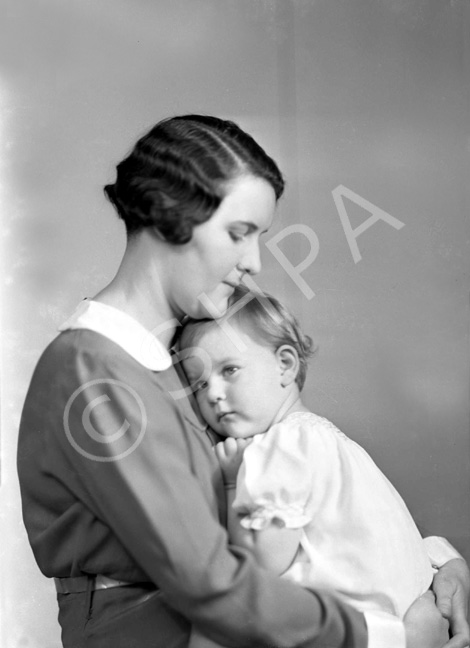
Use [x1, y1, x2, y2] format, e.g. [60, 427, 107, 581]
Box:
[274, 1, 304, 308]
[463, 0, 470, 467]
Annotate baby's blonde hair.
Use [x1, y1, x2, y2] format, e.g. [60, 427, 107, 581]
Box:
[179, 286, 315, 390]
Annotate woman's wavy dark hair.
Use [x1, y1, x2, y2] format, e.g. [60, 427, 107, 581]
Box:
[179, 285, 316, 391]
[104, 115, 285, 242]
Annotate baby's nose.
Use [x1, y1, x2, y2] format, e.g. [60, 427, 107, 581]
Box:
[207, 381, 226, 404]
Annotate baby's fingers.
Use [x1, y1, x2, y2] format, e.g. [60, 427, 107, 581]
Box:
[214, 442, 225, 463]
[224, 437, 240, 457]
[236, 437, 253, 450]
[215, 437, 237, 461]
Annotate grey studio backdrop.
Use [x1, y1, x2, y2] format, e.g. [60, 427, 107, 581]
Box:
[1, 1, 469, 646]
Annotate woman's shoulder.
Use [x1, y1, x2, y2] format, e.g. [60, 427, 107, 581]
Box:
[45, 328, 151, 369]
[35, 328, 179, 404]
[40, 328, 144, 375]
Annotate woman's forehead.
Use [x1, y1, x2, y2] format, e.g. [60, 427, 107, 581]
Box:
[215, 175, 276, 227]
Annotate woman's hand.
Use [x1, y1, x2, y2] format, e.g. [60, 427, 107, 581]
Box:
[404, 590, 450, 648]
[432, 558, 470, 648]
[215, 437, 252, 486]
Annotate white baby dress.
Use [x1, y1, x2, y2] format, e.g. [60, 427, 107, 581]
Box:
[233, 411, 434, 618]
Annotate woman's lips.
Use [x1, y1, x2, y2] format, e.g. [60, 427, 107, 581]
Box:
[222, 281, 239, 290]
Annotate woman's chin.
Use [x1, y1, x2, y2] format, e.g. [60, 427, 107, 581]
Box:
[192, 296, 230, 320]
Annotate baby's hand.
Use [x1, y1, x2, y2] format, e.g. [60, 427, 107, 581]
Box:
[215, 437, 252, 486]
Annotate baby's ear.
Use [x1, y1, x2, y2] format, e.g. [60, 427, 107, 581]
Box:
[276, 345, 300, 387]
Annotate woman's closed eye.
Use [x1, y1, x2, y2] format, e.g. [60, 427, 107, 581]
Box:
[229, 230, 247, 243]
[228, 222, 257, 243]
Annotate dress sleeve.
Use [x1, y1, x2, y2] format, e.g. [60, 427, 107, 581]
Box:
[233, 417, 318, 530]
[423, 536, 463, 567]
[44, 342, 368, 648]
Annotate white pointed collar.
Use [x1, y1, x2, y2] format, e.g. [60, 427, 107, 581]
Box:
[58, 299, 173, 372]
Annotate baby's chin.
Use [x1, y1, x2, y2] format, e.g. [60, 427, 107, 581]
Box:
[214, 424, 265, 439]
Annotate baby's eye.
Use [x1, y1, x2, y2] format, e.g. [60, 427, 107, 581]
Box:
[194, 380, 208, 392]
[223, 366, 239, 377]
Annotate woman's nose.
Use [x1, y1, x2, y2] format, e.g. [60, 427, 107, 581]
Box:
[239, 239, 262, 276]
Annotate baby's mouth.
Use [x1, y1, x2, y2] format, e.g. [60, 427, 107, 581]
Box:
[217, 411, 235, 422]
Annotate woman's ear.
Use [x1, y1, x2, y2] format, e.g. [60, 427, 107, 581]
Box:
[275, 345, 300, 387]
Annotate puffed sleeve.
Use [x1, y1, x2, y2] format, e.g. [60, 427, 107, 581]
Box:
[233, 415, 321, 530]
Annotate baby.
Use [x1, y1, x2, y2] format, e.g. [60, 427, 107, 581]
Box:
[179, 286, 438, 648]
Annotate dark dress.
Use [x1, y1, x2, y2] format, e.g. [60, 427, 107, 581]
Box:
[17, 302, 368, 648]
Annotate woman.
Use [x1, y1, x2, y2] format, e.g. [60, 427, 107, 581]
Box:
[17, 115, 469, 648]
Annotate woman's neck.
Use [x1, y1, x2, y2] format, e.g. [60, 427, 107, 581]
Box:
[92, 232, 177, 348]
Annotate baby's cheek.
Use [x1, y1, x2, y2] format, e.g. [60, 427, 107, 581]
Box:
[198, 399, 213, 425]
